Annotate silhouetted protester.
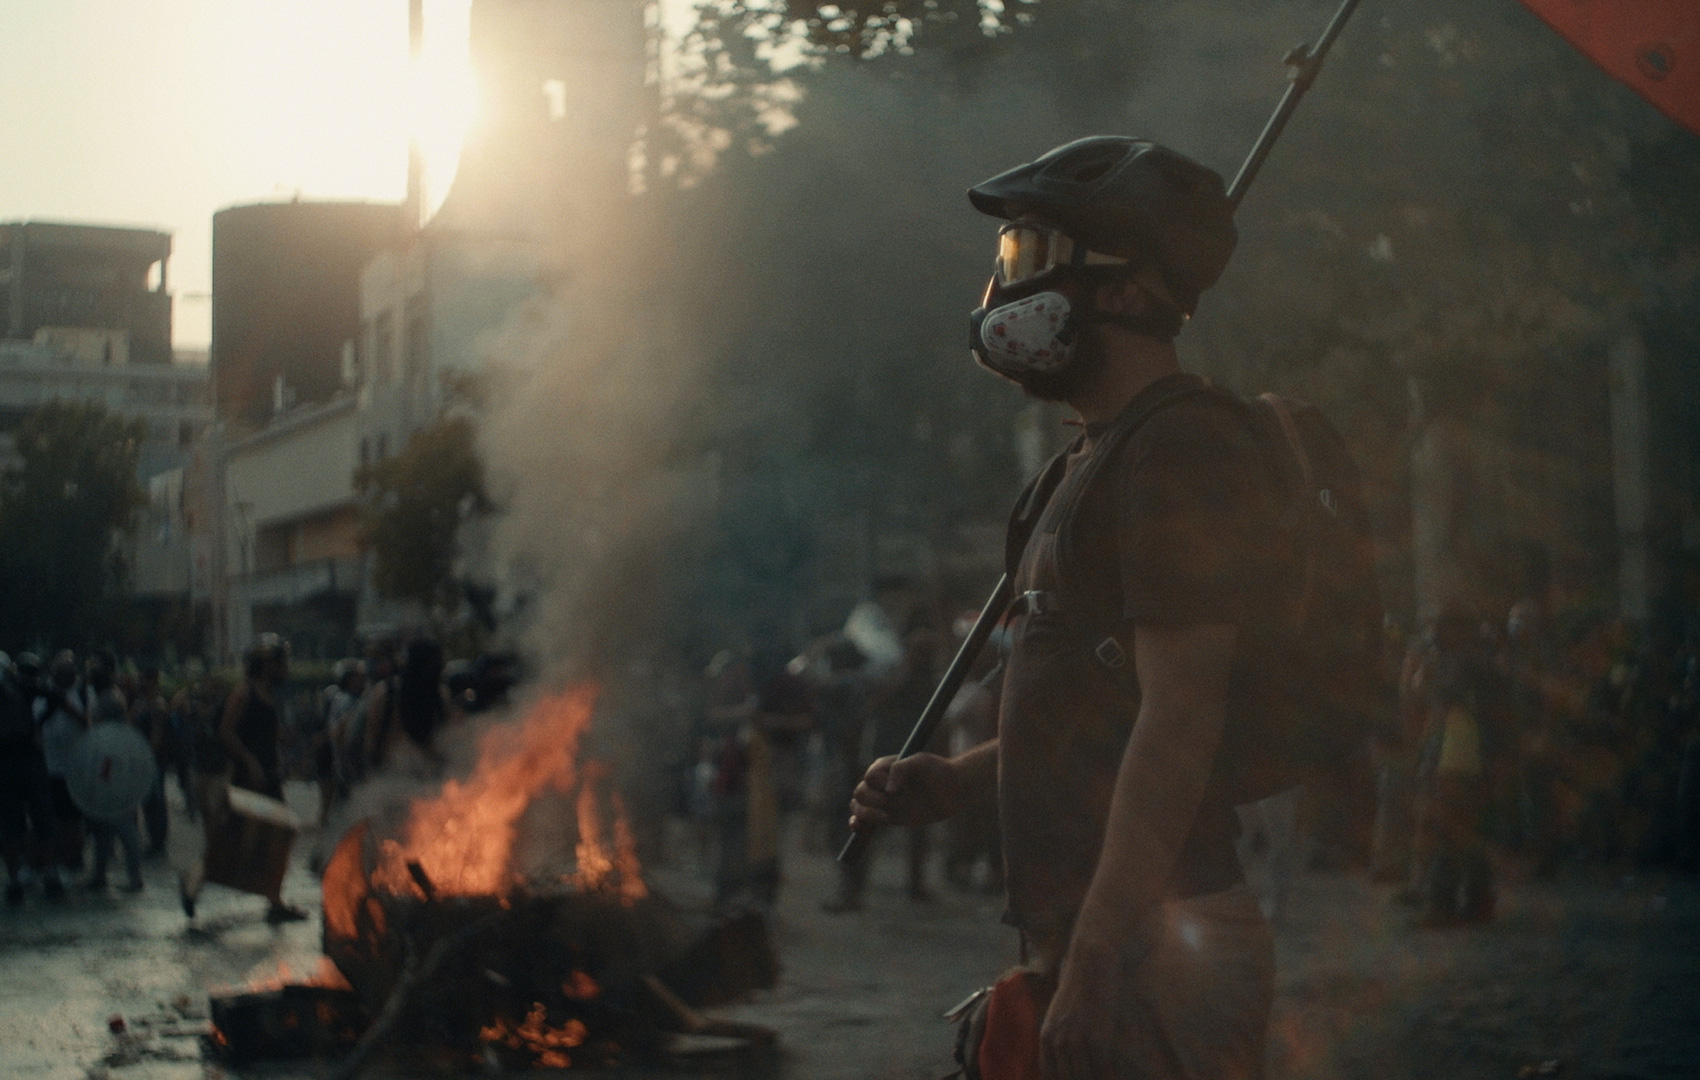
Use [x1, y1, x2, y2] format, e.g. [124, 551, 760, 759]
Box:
[219, 633, 307, 922]
[704, 649, 757, 908]
[84, 652, 144, 893]
[1413, 606, 1510, 926]
[223, 635, 289, 798]
[1, 653, 56, 905]
[130, 665, 172, 855]
[805, 634, 871, 900]
[323, 659, 366, 808]
[747, 638, 814, 908]
[852, 140, 1289, 1080]
[836, 577, 942, 910]
[362, 637, 458, 778]
[34, 650, 90, 900]
[1376, 632, 1432, 891]
[1504, 597, 1565, 875]
[942, 621, 1002, 896]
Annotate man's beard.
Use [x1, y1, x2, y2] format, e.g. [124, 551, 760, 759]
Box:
[1004, 331, 1108, 402]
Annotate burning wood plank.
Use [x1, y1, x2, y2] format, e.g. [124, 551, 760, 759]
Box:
[293, 683, 778, 1073]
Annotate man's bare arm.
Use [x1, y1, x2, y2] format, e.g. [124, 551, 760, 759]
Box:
[1042, 621, 1237, 1080]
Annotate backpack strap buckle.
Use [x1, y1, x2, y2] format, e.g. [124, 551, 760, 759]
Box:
[1093, 636, 1127, 670]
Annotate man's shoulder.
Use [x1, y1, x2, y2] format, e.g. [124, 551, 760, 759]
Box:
[1109, 388, 1269, 482]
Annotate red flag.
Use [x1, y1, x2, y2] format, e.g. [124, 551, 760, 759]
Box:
[1519, 0, 1700, 136]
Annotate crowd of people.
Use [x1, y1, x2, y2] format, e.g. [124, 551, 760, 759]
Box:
[1374, 596, 1700, 927]
[687, 581, 1700, 924]
[690, 575, 1004, 914]
[7, 583, 1696, 930]
[0, 631, 511, 919]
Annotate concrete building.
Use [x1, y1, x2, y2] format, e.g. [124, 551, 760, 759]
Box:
[0, 323, 211, 637]
[0, 222, 173, 365]
[204, 0, 652, 659]
[210, 201, 402, 433]
[218, 398, 365, 659]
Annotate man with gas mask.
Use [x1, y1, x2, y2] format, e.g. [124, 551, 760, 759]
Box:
[852, 137, 1285, 1080]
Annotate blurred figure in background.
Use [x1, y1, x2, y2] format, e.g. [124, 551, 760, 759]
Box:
[218, 634, 306, 922]
[362, 637, 459, 778]
[806, 632, 871, 902]
[130, 664, 172, 856]
[1413, 606, 1510, 926]
[34, 650, 89, 900]
[1504, 597, 1564, 876]
[323, 659, 367, 809]
[942, 609, 1002, 896]
[705, 648, 757, 908]
[84, 652, 143, 893]
[1, 653, 56, 905]
[831, 576, 942, 910]
[222, 635, 289, 798]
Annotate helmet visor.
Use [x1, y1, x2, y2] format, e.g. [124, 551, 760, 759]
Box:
[995, 223, 1128, 287]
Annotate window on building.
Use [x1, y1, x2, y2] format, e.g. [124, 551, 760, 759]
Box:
[254, 523, 291, 574]
[178, 421, 195, 448]
[543, 79, 567, 121]
[404, 296, 428, 388]
[374, 310, 395, 385]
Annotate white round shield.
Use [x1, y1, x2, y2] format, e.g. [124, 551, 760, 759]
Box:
[66, 722, 158, 821]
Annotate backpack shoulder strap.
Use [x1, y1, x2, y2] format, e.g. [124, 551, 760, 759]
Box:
[1004, 437, 1079, 577]
[1026, 374, 1219, 669]
[1003, 373, 1212, 578]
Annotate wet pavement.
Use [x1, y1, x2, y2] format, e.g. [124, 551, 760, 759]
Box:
[2, 786, 1696, 1080]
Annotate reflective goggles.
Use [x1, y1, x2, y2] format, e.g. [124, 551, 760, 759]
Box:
[995, 222, 1128, 287]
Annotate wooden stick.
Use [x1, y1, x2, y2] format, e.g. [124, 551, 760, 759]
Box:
[322, 910, 503, 1080]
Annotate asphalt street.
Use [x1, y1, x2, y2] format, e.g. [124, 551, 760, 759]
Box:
[1, 786, 1695, 1080]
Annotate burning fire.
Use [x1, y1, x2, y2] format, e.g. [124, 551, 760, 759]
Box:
[480, 1002, 589, 1069]
[368, 684, 646, 901]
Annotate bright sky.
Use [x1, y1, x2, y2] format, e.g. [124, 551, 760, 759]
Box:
[0, 0, 476, 350]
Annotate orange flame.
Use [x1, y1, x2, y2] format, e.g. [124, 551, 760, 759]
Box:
[368, 683, 645, 901]
[372, 685, 600, 896]
[562, 971, 600, 1001]
[480, 1002, 588, 1068]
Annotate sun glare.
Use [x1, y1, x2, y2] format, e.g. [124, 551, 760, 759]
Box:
[411, 0, 478, 222]
[213, 0, 474, 224]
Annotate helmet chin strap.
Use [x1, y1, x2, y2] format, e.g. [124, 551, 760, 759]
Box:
[1068, 263, 1187, 341]
[1077, 304, 1185, 342]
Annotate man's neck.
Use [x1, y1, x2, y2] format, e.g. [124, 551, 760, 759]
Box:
[1065, 335, 1182, 427]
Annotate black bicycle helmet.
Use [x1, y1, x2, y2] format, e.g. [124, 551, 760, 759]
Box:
[969, 136, 1237, 316]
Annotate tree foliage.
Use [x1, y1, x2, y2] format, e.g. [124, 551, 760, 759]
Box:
[356, 415, 490, 612]
[0, 401, 147, 649]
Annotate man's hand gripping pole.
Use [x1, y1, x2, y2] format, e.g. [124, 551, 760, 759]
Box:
[838, 574, 1014, 864]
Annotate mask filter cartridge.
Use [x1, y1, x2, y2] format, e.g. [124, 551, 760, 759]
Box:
[970, 291, 1076, 377]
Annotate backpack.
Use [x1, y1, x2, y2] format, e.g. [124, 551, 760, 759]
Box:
[1005, 375, 1386, 805]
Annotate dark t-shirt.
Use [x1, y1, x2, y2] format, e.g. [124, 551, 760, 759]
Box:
[998, 373, 1286, 941]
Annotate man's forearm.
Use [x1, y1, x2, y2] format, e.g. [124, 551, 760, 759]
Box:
[950, 737, 999, 805]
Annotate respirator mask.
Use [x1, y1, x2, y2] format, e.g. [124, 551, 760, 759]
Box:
[969, 222, 1134, 383]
